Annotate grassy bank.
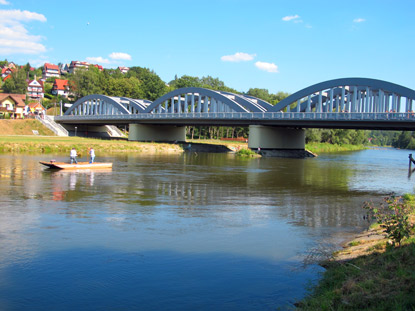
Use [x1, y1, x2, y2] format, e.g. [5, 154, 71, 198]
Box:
[297, 196, 415, 311]
[305, 142, 367, 153]
[0, 119, 55, 136]
[298, 241, 415, 310]
[0, 136, 183, 154]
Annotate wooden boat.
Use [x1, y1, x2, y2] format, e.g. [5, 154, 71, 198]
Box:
[40, 161, 113, 170]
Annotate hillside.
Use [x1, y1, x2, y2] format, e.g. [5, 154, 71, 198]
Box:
[0, 120, 55, 136]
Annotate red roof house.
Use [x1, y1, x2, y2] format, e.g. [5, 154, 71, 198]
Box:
[43, 63, 60, 79]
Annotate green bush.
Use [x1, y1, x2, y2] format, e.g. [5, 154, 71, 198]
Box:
[363, 195, 415, 246]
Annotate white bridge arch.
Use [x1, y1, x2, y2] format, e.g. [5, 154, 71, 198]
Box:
[65, 78, 415, 118]
[269, 78, 415, 113]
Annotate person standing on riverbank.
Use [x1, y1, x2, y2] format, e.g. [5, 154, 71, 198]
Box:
[89, 147, 95, 164]
[70, 148, 78, 164]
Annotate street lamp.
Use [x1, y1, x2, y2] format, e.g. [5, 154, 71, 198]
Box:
[74, 126, 77, 136]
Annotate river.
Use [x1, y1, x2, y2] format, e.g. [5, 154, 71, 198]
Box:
[0, 148, 413, 310]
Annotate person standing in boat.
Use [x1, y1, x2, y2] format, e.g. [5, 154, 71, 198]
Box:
[89, 147, 95, 164]
[70, 148, 78, 164]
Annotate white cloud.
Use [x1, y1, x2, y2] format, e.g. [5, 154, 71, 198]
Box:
[353, 18, 366, 23]
[221, 52, 256, 62]
[255, 61, 278, 73]
[0, 9, 46, 22]
[282, 14, 300, 22]
[85, 56, 111, 64]
[0, 9, 47, 54]
[0, 0, 10, 5]
[109, 52, 132, 60]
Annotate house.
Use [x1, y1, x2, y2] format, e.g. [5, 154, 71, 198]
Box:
[93, 64, 103, 71]
[59, 63, 69, 75]
[118, 66, 129, 74]
[27, 102, 46, 115]
[27, 78, 44, 100]
[68, 61, 90, 73]
[1, 67, 13, 79]
[0, 93, 26, 118]
[43, 63, 60, 79]
[52, 79, 71, 98]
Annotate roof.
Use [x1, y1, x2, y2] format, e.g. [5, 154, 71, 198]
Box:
[44, 63, 60, 71]
[0, 93, 26, 107]
[28, 102, 45, 109]
[2, 67, 13, 74]
[27, 79, 44, 87]
[53, 79, 69, 90]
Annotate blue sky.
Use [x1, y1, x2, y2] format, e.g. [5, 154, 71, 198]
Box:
[1, 0, 414, 94]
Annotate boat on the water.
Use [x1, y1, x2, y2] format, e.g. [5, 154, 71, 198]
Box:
[40, 161, 113, 170]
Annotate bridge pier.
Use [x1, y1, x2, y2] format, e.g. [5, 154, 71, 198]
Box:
[248, 125, 313, 158]
[128, 124, 186, 142]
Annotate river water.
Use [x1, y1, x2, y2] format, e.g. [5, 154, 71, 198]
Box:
[0, 148, 413, 310]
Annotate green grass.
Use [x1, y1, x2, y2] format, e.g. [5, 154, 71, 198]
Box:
[235, 148, 259, 157]
[297, 242, 415, 310]
[0, 136, 183, 154]
[306, 143, 367, 154]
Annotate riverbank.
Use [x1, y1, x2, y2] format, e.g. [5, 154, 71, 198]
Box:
[305, 142, 367, 154]
[0, 136, 183, 154]
[297, 198, 415, 310]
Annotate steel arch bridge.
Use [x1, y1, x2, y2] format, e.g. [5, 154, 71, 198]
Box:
[57, 78, 415, 130]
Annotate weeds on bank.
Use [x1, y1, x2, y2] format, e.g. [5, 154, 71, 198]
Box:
[235, 148, 259, 157]
[363, 194, 415, 247]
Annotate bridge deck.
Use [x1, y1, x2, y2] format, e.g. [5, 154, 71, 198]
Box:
[55, 112, 415, 130]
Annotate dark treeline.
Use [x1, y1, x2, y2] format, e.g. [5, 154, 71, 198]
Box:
[2, 61, 414, 148]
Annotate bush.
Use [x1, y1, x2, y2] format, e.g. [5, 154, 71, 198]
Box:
[363, 195, 415, 246]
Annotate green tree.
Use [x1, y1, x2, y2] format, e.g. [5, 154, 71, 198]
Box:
[169, 75, 202, 89]
[69, 66, 104, 99]
[2, 68, 27, 93]
[127, 67, 166, 101]
[247, 88, 272, 102]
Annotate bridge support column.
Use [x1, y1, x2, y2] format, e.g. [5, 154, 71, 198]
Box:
[248, 125, 313, 158]
[128, 124, 186, 142]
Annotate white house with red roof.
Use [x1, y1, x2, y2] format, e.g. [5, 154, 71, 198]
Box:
[118, 66, 129, 74]
[1, 67, 13, 79]
[43, 63, 60, 79]
[52, 79, 71, 98]
[68, 61, 90, 73]
[27, 78, 44, 100]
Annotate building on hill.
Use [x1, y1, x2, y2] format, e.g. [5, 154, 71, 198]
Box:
[68, 61, 90, 73]
[59, 63, 69, 75]
[93, 64, 103, 71]
[52, 79, 71, 98]
[1, 67, 13, 79]
[118, 66, 129, 74]
[27, 102, 46, 115]
[43, 63, 60, 79]
[27, 78, 44, 101]
[0, 93, 26, 119]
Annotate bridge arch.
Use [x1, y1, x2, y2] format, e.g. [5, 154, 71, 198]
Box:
[64, 94, 151, 116]
[269, 78, 415, 113]
[143, 87, 268, 114]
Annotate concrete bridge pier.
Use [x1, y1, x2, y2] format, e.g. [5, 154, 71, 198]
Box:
[248, 125, 314, 158]
[128, 124, 186, 142]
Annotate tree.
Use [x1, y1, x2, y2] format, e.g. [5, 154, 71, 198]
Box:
[247, 88, 272, 102]
[169, 75, 202, 89]
[69, 66, 103, 99]
[2, 68, 27, 93]
[127, 67, 166, 101]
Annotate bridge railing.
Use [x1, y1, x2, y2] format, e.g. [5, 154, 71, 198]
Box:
[55, 112, 415, 122]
